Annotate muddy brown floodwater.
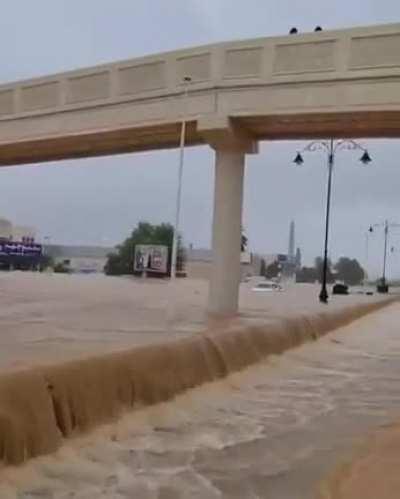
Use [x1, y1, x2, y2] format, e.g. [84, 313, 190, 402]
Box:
[1, 302, 399, 498]
[0, 272, 387, 371]
[322, 421, 400, 499]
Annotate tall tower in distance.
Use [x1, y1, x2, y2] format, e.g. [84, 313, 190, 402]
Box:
[288, 220, 295, 264]
[295, 247, 302, 269]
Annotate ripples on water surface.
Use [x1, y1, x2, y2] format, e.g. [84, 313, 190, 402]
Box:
[2, 304, 400, 498]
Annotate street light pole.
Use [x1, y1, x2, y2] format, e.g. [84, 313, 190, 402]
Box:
[319, 139, 334, 303]
[293, 139, 371, 303]
[369, 221, 399, 292]
[382, 219, 389, 287]
[364, 230, 370, 286]
[171, 76, 192, 279]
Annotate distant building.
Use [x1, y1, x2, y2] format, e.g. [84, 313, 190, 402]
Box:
[282, 221, 297, 277]
[295, 247, 302, 269]
[46, 244, 114, 273]
[186, 247, 259, 280]
[13, 225, 36, 241]
[0, 217, 36, 242]
[0, 218, 41, 270]
[288, 220, 295, 264]
[0, 218, 13, 240]
[260, 221, 302, 279]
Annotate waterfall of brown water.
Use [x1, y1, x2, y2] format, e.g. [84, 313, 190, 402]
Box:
[0, 298, 395, 466]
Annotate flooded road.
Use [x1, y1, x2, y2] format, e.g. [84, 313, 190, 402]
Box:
[0, 272, 382, 372]
[2, 303, 400, 498]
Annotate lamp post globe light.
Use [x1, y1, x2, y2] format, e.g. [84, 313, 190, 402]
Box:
[293, 139, 372, 303]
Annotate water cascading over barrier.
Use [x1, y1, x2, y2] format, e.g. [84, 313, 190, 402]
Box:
[0, 298, 396, 466]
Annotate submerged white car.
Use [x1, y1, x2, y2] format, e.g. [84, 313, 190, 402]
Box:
[252, 281, 283, 292]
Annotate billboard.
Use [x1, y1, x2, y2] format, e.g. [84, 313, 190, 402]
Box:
[277, 254, 288, 263]
[134, 244, 168, 274]
[240, 251, 251, 264]
[0, 240, 42, 257]
[0, 238, 43, 270]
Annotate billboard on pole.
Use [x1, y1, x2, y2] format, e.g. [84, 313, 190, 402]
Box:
[134, 244, 168, 274]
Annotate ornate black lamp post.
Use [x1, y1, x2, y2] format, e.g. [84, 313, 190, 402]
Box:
[293, 139, 372, 303]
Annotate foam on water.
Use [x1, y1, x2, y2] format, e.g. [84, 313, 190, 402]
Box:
[0, 298, 395, 470]
[1, 302, 400, 498]
[0, 373, 270, 498]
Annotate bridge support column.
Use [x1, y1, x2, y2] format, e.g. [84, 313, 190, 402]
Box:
[208, 147, 245, 316]
[199, 119, 258, 317]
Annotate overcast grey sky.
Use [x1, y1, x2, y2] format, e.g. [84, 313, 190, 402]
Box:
[0, 0, 399, 277]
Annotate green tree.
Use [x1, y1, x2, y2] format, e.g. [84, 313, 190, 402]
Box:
[295, 266, 317, 283]
[53, 261, 71, 274]
[314, 257, 335, 284]
[334, 257, 365, 286]
[241, 232, 248, 252]
[39, 254, 54, 272]
[176, 239, 186, 273]
[265, 260, 281, 279]
[259, 258, 266, 276]
[104, 222, 185, 276]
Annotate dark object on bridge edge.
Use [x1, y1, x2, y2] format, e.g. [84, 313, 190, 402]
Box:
[332, 283, 349, 295]
[289, 27, 298, 34]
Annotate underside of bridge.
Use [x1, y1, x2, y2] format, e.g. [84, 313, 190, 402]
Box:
[1, 110, 400, 167]
[0, 122, 201, 166]
[242, 110, 400, 140]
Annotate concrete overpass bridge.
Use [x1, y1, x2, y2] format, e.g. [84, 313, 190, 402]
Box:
[1, 22, 400, 315]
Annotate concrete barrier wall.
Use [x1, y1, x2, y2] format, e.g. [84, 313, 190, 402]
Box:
[0, 297, 395, 466]
[1, 23, 400, 121]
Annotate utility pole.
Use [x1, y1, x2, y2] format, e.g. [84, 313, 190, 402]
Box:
[171, 76, 192, 279]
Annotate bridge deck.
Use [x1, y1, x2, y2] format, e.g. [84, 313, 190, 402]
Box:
[0, 23, 400, 165]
